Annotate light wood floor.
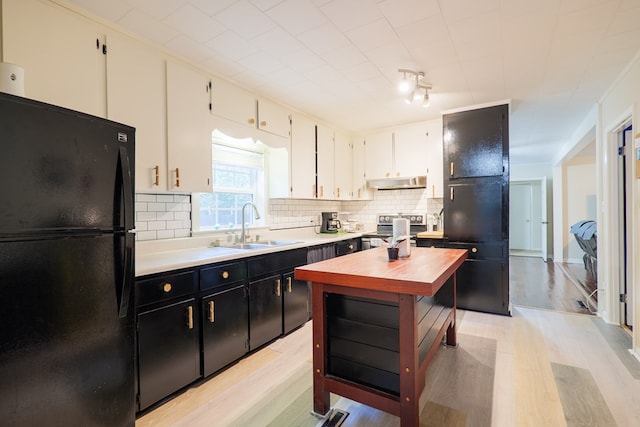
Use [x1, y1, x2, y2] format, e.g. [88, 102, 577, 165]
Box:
[137, 258, 640, 426]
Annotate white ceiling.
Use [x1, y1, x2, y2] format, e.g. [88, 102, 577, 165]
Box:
[61, 0, 640, 164]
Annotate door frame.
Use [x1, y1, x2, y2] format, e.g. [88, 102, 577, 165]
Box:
[509, 177, 548, 260]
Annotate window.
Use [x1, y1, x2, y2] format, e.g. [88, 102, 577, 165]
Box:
[194, 130, 265, 232]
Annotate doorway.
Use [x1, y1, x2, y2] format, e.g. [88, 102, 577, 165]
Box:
[509, 178, 547, 260]
[617, 123, 633, 330]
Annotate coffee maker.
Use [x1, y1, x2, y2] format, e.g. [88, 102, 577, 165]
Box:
[320, 212, 341, 233]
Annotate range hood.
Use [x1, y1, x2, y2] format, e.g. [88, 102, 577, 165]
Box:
[367, 176, 427, 190]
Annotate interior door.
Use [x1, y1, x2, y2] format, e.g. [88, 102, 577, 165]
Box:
[509, 183, 532, 250]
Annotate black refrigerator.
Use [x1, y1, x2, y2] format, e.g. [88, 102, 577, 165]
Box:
[0, 93, 136, 426]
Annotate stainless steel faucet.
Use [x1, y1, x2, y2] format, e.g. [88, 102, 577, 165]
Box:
[240, 202, 261, 243]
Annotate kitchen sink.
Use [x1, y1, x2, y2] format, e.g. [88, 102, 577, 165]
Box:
[254, 240, 301, 246]
[223, 240, 301, 250]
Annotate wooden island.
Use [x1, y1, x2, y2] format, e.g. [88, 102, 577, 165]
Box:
[294, 246, 468, 427]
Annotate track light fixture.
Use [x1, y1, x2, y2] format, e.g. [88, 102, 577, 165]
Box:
[398, 68, 432, 107]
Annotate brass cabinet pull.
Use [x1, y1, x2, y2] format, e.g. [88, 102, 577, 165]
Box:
[163, 283, 172, 293]
[186, 306, 193, 329]
[357, 188, 361, 198]
[154, 165, 159, 186]
[175, 168, 180, 188]
[286, 277, 292, 293]
[471, 247, 478, 253]
[336, 187, 340, 198]
[432, 185, 435, 198]
[260, 120, 267, 127]
[276, 278, 281, 297]
[450, 162, 454, 176]
[208, 301, 215, 323]
[319, 185, 324, 197]
[312, 184, 316, 198]
[348, 244, 353, 250]
[385, 172, 390, 177]
[221, 271, 229, 279]
[248, 118, 255, 125]
[396, 172, 400, 176]
[450, 187, 454, 200]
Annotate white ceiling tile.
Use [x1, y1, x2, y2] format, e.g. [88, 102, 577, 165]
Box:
[214, 0, 277, 39]
[127, 0, 190, 20]
[279, 49, 326, 73]
[190, 0, 237, 16]
[65, 0, 132, 21]
[164, 35, 214, 62]
[237, 51, 285, 76]
[205, 30, 259, 61]
[266, 0, 328, 34]
[438, 0, 499, 24]
[555, 2, 616, 37]
[297, 23, 351, 55]
[378, 0, 440, 28]
[447, 10, 501, 46]
[320, 0, 383, 32]
[118, 8, 180, 45]
[251, 27, 306, 58]
[320, 45, 367, 70]
[250, 0, 287, 11]
[346, 18, 398, 52]
[163, 4, 226, 42]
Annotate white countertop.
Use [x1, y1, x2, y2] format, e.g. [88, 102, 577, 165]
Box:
[135, 229, 369, 277]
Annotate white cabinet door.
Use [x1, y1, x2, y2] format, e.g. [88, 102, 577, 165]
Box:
[425, 117, 444, 198]
[166, 60, 213, 193]
[211, 77, 256, 128]
[290, 113, 316, 199]
[316, 124, 334, 199]
[352, 138, 371, 200]
[257, 98, 290, 138]
[334, 130, 352, 200]
[393, 122, 429, 177]
[2, 0, 105, 116]
[106, 32, 167, 191]
[364, 131, 393, 180]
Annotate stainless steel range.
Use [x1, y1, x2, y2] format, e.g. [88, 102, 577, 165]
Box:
[361, 213, 428, 249]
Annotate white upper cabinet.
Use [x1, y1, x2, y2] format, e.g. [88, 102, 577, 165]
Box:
[2, 0, 105, 117]
[106, 32, 167, 192]
[316, 124, 334, 200]
[333, 130, 352, 200]
[210, 78, 290, 138]
[166, 59, 213, 193]
[210, 77, 256, 128]
[257, 98, 290, 138]
[394, 119, 444, 197]
[425, 118, 444, 198]
[364, 131, 393, 180]
[393, 122, 429, 177]
[290, 113, 316, 199]
[352, 138, 371, 200]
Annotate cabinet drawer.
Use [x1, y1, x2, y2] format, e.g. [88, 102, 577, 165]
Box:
[336, 238, 360, 256]
[136, 271, 197, 307]
[248, 248, 307, 279]
[200, 261, 247, 291]
[445, 241, 506, 260]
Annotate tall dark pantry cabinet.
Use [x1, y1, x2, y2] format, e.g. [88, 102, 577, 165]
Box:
[443, 104, 510, 315]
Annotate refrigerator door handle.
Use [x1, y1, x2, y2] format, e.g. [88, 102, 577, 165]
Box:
[117, 146, 134, 319]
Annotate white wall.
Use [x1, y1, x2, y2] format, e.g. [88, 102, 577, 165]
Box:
[597, 50, 640, 353]
[564, 155, 597, 262]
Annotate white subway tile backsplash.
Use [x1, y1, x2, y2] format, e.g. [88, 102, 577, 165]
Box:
[135, 190, 442, 241]
[135, 193, 192, 241]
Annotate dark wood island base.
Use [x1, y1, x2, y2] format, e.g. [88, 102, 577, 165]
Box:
[295, 247, 468, 427]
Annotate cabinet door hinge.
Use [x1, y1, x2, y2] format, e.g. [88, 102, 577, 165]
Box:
[620, 293, 628, 303]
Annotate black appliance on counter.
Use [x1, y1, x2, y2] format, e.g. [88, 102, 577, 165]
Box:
[0, 93, 136, 425]
[320, 211, 341, 233]
[443, 103, 510, 316]
[361, 213, 427, 249]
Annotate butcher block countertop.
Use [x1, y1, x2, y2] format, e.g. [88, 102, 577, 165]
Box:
[416, 231, 444, 239]
[295, 246, 467, 296]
